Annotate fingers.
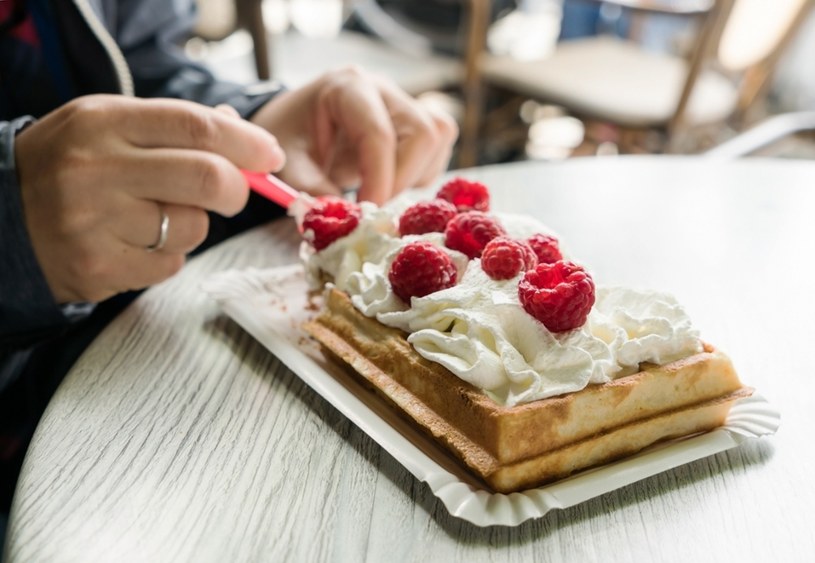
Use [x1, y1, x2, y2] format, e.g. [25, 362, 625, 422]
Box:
[354, 128, 396, 205]
[413, 103, 459, 187]
[314, 69, 457, 203]
[282, 150, 344, 198]
[317, 72, 397, 205]
[112, 97, 286, 173]
[52, 201, 203, 303]
[113, 199, 209, 254]
[34, 226, 189, 304]
[112, 148, 251, 217]
[33, 96, 285, 216]
[150, 204, 209, 254]
[376, 81, 449, 195]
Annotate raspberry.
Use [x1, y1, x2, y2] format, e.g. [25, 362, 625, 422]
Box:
[436, 177, 490, 212]
[444, 211, 506, 259]
[518, 261, 595, 333]
[480, 237, 538, 280]
[398, 199, 457, 236]
[388, 242, 458, 303]
[527, 233, 563, 264]
[301, 197, 361, 250]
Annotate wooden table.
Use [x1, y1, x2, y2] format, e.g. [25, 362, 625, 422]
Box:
[4, 157, 814, 562]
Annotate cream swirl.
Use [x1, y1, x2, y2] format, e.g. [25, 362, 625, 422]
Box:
[303, 201, 702, 406]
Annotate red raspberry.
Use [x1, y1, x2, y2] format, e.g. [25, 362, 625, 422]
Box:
[398, 199, 457, 236]
[518, 261, 595, 332]
[480, 237, 538, 280]
[388, 242, 458, 303]
[444, 211, 506, 259]
[436, 177, 490, 212]
[527, 233, 563, 264]
[301, 197, 362, 251]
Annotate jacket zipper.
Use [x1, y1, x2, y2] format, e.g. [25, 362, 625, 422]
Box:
[71, 0, 134, 96]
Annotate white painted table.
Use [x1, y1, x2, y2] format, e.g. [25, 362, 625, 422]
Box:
[4, 157, 814, 562]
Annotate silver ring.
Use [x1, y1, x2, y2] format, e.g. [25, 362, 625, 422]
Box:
[146, 206, 170, 252]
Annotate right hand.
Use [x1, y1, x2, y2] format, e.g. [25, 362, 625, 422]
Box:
[250, 66, 458, 205]
[14, 94, 285, 304]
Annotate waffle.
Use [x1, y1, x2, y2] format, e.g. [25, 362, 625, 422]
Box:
[304, 287, 752, 493]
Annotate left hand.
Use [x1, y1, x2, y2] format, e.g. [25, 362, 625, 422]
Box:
[250, 66, 458, 205]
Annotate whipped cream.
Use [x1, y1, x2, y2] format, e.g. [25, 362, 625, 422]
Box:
[303, 199, 702, 407]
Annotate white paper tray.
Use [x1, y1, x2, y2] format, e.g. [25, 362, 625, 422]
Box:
[202, 265, 780, 527]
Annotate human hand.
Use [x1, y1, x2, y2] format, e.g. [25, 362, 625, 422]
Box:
[250, 66, 458, 205]
[14, 95, 285, 304]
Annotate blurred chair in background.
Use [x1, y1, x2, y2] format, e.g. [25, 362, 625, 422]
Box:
[704, 110, 815, 158]
[458, 0, 814, 166]
[192, 0, 470, 98]
[191, 0, 494, 166]
[191, 1, 813, 167]
[195, 0, 271, 79]
[268, 0, 464, 96]
[238, 0, 273, 80]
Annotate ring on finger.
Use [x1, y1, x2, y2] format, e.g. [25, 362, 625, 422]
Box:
[146, 205, 170, 252]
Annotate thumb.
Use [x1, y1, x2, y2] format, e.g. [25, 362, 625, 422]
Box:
[215, 103, 286, 173]
[280, 152, 343, 198]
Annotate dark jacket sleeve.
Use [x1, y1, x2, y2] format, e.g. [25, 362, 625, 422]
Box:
[0, 118, 68, 345]
[0, 118, 78, 394]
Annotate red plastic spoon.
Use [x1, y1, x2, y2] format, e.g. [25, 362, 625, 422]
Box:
[241, 170, 301, 208]
[241, 170, 315, 231]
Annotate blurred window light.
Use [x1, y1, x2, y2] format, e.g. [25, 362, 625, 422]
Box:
[262, 0, 291, 34]
[488, 0, 563, 60]
[718, 0, 807, 71]
[526, 114, 585, 160]
[289, 0, 344, 38]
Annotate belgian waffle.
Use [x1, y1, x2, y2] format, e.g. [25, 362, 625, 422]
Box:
[304, 287, 752, 493]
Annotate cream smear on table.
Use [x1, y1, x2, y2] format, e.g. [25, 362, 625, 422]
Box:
[301, 200, 702, 407]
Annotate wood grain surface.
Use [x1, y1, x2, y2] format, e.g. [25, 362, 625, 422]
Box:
[4, 157, 814, 562]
